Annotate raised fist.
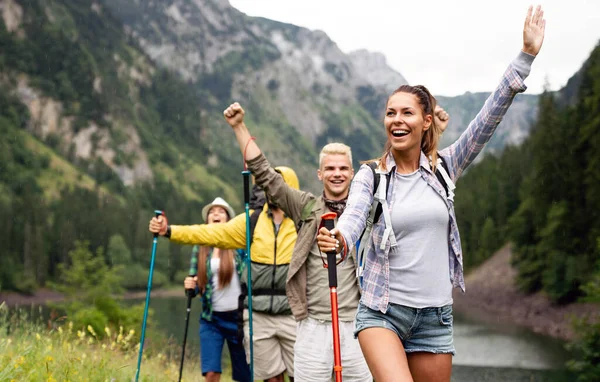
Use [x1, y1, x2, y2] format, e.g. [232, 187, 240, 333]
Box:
[223, 102, 245, 129]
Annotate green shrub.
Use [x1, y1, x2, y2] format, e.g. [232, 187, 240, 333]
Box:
[13, 274, 38, 296]
[71, 306, 108, 337]
[567, 318, 600, 381]
[566, 243, 600, 380]
[118, 263, 169, 290]
[50, 240, 146, 341]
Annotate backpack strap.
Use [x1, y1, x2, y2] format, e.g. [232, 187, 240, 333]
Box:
[432, 154, 455, 202]
[237, 282, 247, 340]
[248, 208, 262, 245]
[375, 166, 397, 250]
[297, 199, 316, 231]
[368, 162, 392, 226]
[356, 162, 395, 283]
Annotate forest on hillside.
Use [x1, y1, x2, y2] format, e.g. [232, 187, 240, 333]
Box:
[0, 0, 231, 292]
[455, 41, 600, 304]
[0, 0, 599, 312]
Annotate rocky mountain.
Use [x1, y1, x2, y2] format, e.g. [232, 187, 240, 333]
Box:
[102, 0, 397, 192]
[101, 0, 546, 187]
[347, 49, 408, 94]
[1, 0, 549, 203]
[438, 93, 539, 153]
[0, 0, 250, 209]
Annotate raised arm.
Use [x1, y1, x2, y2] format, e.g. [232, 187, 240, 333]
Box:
[223, 103, 313, 223]
[148, 213, 247, 249]
[223, 102, 261, 162]
[441, 5, 545, 180]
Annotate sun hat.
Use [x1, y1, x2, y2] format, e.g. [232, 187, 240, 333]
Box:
[201, 197, 236, 223]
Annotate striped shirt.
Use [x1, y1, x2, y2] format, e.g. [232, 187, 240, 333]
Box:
[338, 52, 533, 313]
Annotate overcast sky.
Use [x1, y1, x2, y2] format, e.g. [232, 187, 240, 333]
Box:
[229, 0, 600, 97]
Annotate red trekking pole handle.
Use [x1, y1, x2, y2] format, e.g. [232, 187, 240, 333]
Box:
[321, 212, 343, 382]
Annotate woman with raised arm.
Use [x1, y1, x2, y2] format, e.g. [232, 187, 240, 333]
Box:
[317, 6, 546, 382]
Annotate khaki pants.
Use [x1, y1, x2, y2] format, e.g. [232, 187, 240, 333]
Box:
[243, 310, 296, 379]
[294, 318, 372, 382]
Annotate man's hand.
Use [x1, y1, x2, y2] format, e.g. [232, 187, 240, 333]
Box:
[522, 5, 545, 56]
[317, 227, 343, 254]
[434, 105, 450, 133]
[148, 216, 168, 236]
[223, 102, 245, 129]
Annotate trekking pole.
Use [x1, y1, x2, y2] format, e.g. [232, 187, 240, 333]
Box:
[135, 210, 163, 382]
[242, 170, 254, 380]
[321, 212, 343, 382]
[178, 250, 198, 382]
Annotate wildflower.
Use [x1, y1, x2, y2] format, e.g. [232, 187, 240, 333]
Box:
[104, 327, 111, 337]
[124, 329, 135, 342]
[14, 356, 25, 369]
[58, 327, 63, 335]
[87, 325, 97, 338]
[36, 333, 41, 340]
[7, 338, 11, 345]
[46, 356, 54, 362]
[102, 344, 106, 349]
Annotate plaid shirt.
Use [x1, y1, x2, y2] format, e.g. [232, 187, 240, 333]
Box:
[338, 58, 528, 314]
[189, 246, 246, 321]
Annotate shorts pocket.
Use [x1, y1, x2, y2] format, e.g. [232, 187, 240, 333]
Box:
[437, 305, 453, 327]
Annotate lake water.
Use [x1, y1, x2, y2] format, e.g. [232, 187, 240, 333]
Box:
[146, 296, 574, 381]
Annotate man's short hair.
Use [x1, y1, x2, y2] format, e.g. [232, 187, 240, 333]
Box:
[319, 143, 353, 168]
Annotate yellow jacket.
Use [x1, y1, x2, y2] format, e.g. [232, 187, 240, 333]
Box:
[170, 203, 297, 315]
[170, 203, 296, 265]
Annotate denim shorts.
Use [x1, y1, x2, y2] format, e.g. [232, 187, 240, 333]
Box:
[355, 302, 455, 355]
[199, 310, 250, 381]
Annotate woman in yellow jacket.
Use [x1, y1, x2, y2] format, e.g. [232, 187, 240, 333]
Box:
[149, 171, 300, 382]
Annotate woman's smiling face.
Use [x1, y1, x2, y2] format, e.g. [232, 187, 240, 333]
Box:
[384, 92, 432, 154]
[207, 206, 229, 224]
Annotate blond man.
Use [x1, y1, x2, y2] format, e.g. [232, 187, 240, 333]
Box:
[224, 103, 371, 381]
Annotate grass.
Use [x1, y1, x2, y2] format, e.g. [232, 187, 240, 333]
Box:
[0, 303, 212, 382]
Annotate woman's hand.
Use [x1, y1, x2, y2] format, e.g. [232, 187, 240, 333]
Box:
[223, 102, 245, 129]
[522, 5, 545, 56]
[148, 216, 168, 236]
[317, 227, 343, 254]
[184, 276, 198, 290]
[434, 105, 450, 133]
